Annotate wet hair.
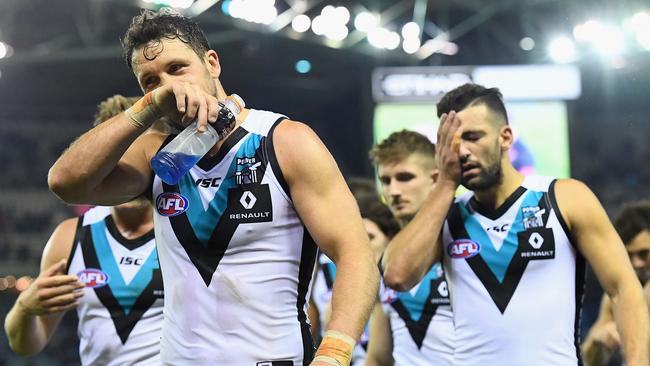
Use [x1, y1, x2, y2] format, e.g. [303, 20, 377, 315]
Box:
[369, 130, 436, 168]
[614, 200, 650, 245]
[436, 83, 508, 124]
[93, 95, 140, 126]
[121, 8, 211, 70]
[356, 193, 400, 239]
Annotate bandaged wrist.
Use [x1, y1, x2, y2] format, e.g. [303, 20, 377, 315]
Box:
[125, 91, 162, 130]
[313, 330, 356, 365]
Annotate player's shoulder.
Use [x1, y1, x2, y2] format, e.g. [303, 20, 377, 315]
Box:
[41, 217, 80, 271]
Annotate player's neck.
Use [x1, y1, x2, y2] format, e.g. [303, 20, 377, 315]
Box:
[472, 163, 524, 210]
[111, 206, 153, 239]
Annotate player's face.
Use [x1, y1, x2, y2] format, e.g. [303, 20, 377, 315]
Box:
[131, 38, 219, 97]
[626, 230, 650, 284]
[378, 154, 435, 223]
[363, 218, 389, 262]
[455, 104, 512, 191]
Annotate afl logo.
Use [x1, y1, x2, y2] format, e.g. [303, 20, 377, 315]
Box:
[77, 269, 109, 288]
[448, 239, 481, 259]
[156, 193, 189, 216]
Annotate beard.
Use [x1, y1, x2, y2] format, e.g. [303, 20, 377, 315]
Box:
[461, 154, 504, 191]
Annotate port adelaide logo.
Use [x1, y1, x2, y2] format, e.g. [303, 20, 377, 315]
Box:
[235, 157, 262, 185]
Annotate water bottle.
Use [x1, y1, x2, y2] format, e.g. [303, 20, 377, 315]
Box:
[150, 94, 245, 185]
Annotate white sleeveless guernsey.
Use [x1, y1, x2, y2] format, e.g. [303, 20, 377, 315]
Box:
[67, 206, 163, 366]
[153, 109, 318, 365]
[380, 262, 455, 366]
[442, 175, 584, 366]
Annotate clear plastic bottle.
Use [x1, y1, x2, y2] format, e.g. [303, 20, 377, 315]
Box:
[150, 94, 245, 185]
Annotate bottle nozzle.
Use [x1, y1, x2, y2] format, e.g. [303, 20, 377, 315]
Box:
[225, 94, 245, 115]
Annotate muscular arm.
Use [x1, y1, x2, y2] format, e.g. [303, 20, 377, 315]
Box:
[364, 303, 394, 366]
[556, 179, 649, 366]
[382, 111, 461, 291]
[48, 112, 162, 205]
[582, 294, 618, 366]
[4, 218, 82, 355]
[274, 120, 379, 342]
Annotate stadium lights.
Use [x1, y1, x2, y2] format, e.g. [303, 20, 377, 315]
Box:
[354, 12, 379, 32]
[519, 37, 535, 51]
[228, 0, 277, 25]
[548, 37, 577, 63]
[401, 22, 420, 39]
[311, 5, 350, 41]
[291, 14, 311, 33]
[0, 41, 13, 59]
[573, 20, 604, 43]
[402, 37, 421, 54]
[629, 11, 650, 50]
[593, 25, 625, 57]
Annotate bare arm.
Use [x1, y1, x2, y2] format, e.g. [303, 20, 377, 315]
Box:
[274, 120, 380, 343]
[48, 83, 221, 205]
[382, 111, 462, 291]
[556, 179, 649, 366]
[582, 294, 618, 366]
[364, 303, 394, 366]
[4, 218, 83, 355]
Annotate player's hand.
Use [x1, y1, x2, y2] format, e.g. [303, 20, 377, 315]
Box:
[152, 81, 221, 132]
[16, 259, 84, 316]
[591, 322, 621, 351]
[436, 110, 462, 189]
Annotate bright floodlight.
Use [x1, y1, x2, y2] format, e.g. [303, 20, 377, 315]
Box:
[401, 22, 420, 39]
[321, 5, 336, 18]
[354, 12, 379, 32]
[0, 42, 7, 59]
[519, 37, 535, 51]
[385, 31, 401, 50]
[311, 15, 326, 35]
[594, 26, 624, 57]
[402, 37, 421, 54]
[334, 6, 350, 25]
[169, 0, 193, 9]
[548, 37, 577, 63]
[292, 14, 311, 33]
[368, 27, 388, 48]
[326, 25, 349, 41]
[573, 20, 604, 43]
[631, 11, 650, 30]
[637, 30, 650, 50]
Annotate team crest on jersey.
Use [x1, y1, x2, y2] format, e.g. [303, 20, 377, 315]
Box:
[235, 156, 262, 185]
[522, 205, 546, 229]
[156, 192, 189, 216]
[448, 239, 481, 258]
[77, 268, 110, 288]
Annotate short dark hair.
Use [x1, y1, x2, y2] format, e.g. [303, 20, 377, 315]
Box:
[122, 8, 211, 70]
[614, 200, 650, 245]
[436, 83, 508, 124]
[356, 194, 400, 239]
[347, 177, 377, 200]
[369, 130, 436, 167]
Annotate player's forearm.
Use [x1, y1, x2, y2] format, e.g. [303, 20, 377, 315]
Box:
[327, 250, 379, 340]
[4, 303, 49, 356]
[612, 282, 650, 366]
[382, 181, 455, 291]
[48, 113, 144, 202]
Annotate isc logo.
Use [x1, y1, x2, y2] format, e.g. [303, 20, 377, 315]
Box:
[156, 193, 189, 217]
[448, 239, 481, 259]
[77, 268, 110, 288]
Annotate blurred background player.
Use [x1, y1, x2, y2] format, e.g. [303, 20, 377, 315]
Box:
[582, 200, 650, 366]
[4, 95, 164, 365]
[365, 130, 455, 366]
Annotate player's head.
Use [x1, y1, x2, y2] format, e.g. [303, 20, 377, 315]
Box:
[356, 194, 400, 262]
[122, 9, 219, 97]
[614, 200, 650, 284]
[437, 83, 514, 191]
[370, 130, 436, 224]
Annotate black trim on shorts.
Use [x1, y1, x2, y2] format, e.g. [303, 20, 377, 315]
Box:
[104, 215, 155, 251]
[469, 186, 527, 220]
[548, 179, 577, 247]
[266, 117, 291, 198]
[65, 217, 84, 274]
[297, 228, 318, 363]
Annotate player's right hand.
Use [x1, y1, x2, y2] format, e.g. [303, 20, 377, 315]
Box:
[436, 111, 463, 188]
[16, 259, 84, 316]
[151, 81, 221, 133]
[591, 322, 621, 351]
